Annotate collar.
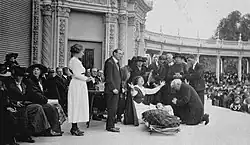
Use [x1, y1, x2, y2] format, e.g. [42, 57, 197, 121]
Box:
[193, 61, 198, 69]
[112, 57, 118, 64]
[168, 62, 174, 66]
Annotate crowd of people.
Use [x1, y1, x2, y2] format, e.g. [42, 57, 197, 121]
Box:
[205, 71, 250, 113]
[8, 44, 250, 144]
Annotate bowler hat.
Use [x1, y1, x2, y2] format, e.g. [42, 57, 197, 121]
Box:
[27, 64, 48, 75]
[5, 53, 18, 61]
[12, 66, 26, 76]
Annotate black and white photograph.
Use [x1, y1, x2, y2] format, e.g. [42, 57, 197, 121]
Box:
[1, 0, 250, 144]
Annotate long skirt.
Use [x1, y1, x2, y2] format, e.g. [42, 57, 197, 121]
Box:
[26, 104, 50, 134]
[48, 102, 67, 125]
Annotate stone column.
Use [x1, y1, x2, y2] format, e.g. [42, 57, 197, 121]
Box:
[104, 13, 118, 61]
[220, 57, 224, 74]
[56, 2, 70, 67]
[127, 16, 136, 59]
[31, 0, 41, 64]
[238, 56, 242, 81]
[197, 54, 200, 63]
[118, 14, 128, 66]
[41, 2, 52, 67]
[138, 23, 146, 56]
[247, 58, 249, 74]
[216, 55, 220, 83]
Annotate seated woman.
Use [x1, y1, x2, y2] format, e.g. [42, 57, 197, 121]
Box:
[25, 64, 62, 136]
[124, 76, 164, 126]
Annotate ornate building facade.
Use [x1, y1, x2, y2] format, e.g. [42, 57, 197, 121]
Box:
[30, 0, 152, 69]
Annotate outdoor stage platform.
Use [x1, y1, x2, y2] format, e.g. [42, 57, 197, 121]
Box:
[20, 99, 250, 145]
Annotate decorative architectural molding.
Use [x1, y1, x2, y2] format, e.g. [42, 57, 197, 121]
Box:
[71, 0, 108, 5]
[41, 4, 52, 16]
[128, 16, 136, 26]
[105, 13, 118, 23]
[31, 0, 40, 64]
[118, 14, 128, 24]
[109, 24, 116, 57]
[58, 19, 66, 67]
[57, 6, 71, 17]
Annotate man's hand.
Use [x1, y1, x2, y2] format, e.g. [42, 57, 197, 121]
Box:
[172, 98, 177, 104]
[128, 83, 134, 89]
[16, 101, 24, 107]
[7, 107, 17, 113]
[113, 89, 119, 94]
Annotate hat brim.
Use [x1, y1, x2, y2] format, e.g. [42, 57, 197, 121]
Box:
[27, 64, 48, 75]
[0, 72, 11, 77]
[6, 53, 18, 59]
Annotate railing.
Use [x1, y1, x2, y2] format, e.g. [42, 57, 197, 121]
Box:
[145, 30, 250, 50]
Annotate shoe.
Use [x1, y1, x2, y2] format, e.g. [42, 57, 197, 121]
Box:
[92, 115, 102, 121]
[70, 128, 84, 136]
[17, 136, 35, 143]
[114, 127, 120, 130]
[106, 127, 120, 133]
[203, 114, 209, 125]
[44, 129, 62, 136]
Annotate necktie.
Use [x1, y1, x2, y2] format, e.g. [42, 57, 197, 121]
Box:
[116, 62, 120, 70]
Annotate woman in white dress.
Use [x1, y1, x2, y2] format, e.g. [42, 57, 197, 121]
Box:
[68, 44, 91, 136]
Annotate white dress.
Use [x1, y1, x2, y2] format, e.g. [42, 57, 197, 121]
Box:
[68, 57, 89, 123]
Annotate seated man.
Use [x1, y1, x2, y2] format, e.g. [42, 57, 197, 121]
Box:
[170, 79, 209, 125]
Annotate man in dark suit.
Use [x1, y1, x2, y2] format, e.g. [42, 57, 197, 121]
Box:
[54, 67, 68, 115]
[171, 79, 209, 125]
[186, 54, 205, 105]
[104, 49, 123, 132]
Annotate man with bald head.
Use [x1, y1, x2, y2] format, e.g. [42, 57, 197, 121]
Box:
[171, 79, 209, 125]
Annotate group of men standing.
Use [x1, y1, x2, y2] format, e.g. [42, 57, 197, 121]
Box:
[103, 49, 209, 133]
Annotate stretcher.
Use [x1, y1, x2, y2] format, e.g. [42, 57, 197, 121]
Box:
[144, 121, 180, 135]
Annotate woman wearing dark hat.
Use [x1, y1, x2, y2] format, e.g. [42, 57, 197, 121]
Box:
[4, 53, 20, 72]
[128, 56, 147, 84]
[25, 64, 62, 136]
[7, 66, 51, 139]
[0, 63, 20, 145]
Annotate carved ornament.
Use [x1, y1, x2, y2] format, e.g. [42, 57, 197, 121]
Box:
[105, 13, 118, 23]
[72, 0, 108, 5]
[31, 0, 40, 64]
[118, 14, 128, 24]
[109, 24, 115, 57]
[58, 19, 66, 67]
[57, 6, 71, 17]
[42, 4, 52, 16]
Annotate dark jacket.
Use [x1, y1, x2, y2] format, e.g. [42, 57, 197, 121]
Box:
[104, 57, 122, 94]
[6, 77, 28, 102]
[26, 76, 48, 105]
[175, 83, 204, 125]
[186, 63, 205, 92]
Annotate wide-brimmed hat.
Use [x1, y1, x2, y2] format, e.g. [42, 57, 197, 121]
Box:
[27, 64, 48, 75]
[5, 53, 18, 61]
[12, 66, 26, 76]
[134, 56, 146, 62]
[0, 64, 11, 77]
